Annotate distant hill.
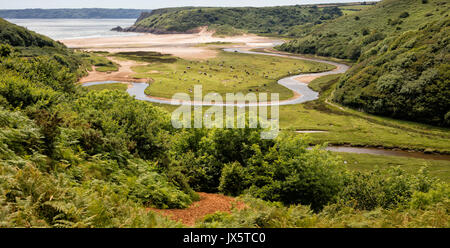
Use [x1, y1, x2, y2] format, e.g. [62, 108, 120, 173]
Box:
[0, 8, 151, 19]
[124, 6, 343, 35]
[279, 0, 450, 126]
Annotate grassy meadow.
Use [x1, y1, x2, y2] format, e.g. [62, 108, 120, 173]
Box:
[85, 82, 128, 91]
[128, 50, 333, 100]
[141, 61, 450, 154]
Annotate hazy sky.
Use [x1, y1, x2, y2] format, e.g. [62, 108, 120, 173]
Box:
[0, 0, 375, 9]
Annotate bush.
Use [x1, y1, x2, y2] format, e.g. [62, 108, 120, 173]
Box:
[338, 167, 436, 210]
[219, 162, 249, 196]
[399, 12, 410, 18]
[0, 44, 13, 57]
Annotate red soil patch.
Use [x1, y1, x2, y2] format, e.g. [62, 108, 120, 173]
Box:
[148, 192, 246, 226]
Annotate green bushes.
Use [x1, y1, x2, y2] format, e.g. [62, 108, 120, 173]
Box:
[0, 44, 13, 57]
[171, 128, 347, 210]
[338, 167, 437, 210]
[245, 138, 346, 210]
[72, 90, 173, 160]
[219, 162, 249, 196]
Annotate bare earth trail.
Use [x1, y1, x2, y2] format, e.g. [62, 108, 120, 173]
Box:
[148, 192, 246, 226]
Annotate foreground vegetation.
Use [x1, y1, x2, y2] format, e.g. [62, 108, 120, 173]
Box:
[279, 0, 450, 126]
[0, 17, 449, 228]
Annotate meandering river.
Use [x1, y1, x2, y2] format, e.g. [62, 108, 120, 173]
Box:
[84, 45, 349, 106]
[81, 41, 449, 161]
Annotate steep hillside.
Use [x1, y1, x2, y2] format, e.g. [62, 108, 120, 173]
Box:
[279, 0, 448, 59]
[279, 0, 450, 126]
[0, 8, 151, 19]
[0, 18, 61, 47]
[125, 6, 343, 35]
[335, 18, 449, 126]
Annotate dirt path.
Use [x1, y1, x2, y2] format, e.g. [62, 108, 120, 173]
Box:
[148, 192, 245, 226]
[79, 57, 149, 83]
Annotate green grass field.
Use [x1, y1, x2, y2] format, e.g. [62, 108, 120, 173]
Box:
[336, 152, 450, 183]
[149, 72, 450, 153]
[281, 75, 450, 153]
[84, 83, 128, 91]
[83, 52, 119, 72]
[127, 50, 334, 100]
[339, 4, 376, 15]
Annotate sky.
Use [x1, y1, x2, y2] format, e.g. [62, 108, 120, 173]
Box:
[0, 0, 375, 9]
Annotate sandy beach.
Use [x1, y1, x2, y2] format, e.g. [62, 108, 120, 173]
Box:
[61, 28, 281, 60]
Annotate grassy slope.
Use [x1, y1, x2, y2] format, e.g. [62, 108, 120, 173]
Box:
[133, 6, 342, 35]
[279, 0, 448, 58]
[0, 18, 61, 47]
[279, 0, 450, 127]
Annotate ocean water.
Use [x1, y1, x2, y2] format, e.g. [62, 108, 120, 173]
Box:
[6, 19, 140, 40]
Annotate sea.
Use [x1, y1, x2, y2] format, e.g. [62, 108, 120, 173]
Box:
[5, 19, 141, 40]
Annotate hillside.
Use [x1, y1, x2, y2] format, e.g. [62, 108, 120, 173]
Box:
[125, 6, 343, 35]
[0, 8, 151, 19]
[0, 16, 448, 228]
[279, 0, 450, 126]
[0, 18, 61, 47]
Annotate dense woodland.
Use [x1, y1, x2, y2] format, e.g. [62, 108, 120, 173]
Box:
[279, 0, 450, 126]
[0, 17, 448, 227]
[0, 8, 151, 19]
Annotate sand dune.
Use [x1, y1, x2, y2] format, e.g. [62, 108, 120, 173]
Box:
[61, 31, 281, 60]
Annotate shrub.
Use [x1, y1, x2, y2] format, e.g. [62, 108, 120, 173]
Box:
[0, 44, 13, 57]
[399, 12, 410, 18]
[219, 162, 249, 196]
[338, 167, 436, 210]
